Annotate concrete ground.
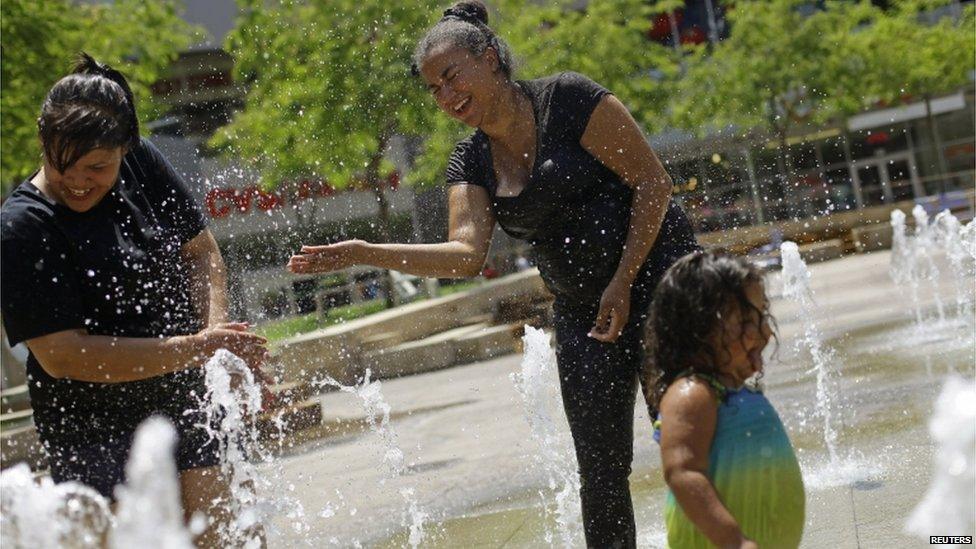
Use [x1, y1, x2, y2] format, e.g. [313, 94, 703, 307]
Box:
[264, 250, 975, 548]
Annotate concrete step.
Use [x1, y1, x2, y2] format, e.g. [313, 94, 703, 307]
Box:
[799, 238, 845, 263]
[361, 321, 529, 380]
[267, 380, 318, 407]
[257, 399, 323, 440]
[455, 323, 523, 365]
[851, 222, 894, 253]
[1, 384, 30, 414]
[0, 423, 45, 471]
[362, 324, 485, 379]
[0, 408, 33, 430]
[275, 269, 549, 384]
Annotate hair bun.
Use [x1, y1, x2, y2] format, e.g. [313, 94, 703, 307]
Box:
[443, 0, 488, 26]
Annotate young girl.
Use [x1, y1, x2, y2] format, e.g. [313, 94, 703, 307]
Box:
[645, 251, 805, 548]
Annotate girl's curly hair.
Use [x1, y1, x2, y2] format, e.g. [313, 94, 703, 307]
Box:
[643, 250, 775, 411]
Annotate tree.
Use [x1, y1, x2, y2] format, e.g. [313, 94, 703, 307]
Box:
[213, 0, 439, 305]
[667, 0, 975, 215]
[850, 0, 975, 193]
[668, 1, 881, 214]
[0, 0, 201, 193]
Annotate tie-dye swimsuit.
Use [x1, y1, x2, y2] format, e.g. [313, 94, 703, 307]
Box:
[654, 373, 805, 548]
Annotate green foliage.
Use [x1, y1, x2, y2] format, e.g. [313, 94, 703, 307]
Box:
[669, 0, 975, 138]
[498, 0, 678, 132]
[0, 0, 201, 192]
[255, 298, 388, 343]
[218, 0, 679, 191]
[213, 0, 439, 189]
[850, 0, 975, 105]
[670, 0, 876, 137]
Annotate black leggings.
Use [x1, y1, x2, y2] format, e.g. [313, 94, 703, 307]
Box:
[553, 297, 651, 548]
[551, 240, 699, 548]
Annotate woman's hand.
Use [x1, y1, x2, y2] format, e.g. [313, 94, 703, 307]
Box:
[588, 277, 632, 342]
[193, 323, 277, 409]
[287, 240, 366, 274]
[192, 322, 269, 378]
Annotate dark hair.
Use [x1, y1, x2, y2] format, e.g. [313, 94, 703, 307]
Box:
[644, 250, 777, 410]
[411, 1, 514, 79]
[37, 52, 139, 173]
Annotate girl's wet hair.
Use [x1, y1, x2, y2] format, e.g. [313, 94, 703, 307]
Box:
[37, 52, 139, 173]
[411, 0, 514, 79]
[644, 250, 776, 409]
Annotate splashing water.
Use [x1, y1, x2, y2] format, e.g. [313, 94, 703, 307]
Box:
[781, 242, 841, 463]
[0, 418, 191, 548]
[195, 349, 309, 547]
[781, 242, 879, 488]
[111, 417, 196, 549]
[905, 376, 976, 544]
[911, 205, 947, 322]
[400, 488, 429, 548]
[195, 349, 269, 547]
[933, 211, 976, 320]
[1, 350, 318, 548]
[317, 370, 427, 547]
[890, 210, 925, 325]
[510, 326, 582, 547]
[890, 209, 974, 354]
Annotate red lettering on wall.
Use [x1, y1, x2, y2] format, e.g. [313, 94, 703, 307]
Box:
[256, 189, 284, 212]
[204, 171, 400, 219]
[205, 188, 235, 218]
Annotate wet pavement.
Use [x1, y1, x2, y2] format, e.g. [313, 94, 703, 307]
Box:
[267, 250, 975, 548]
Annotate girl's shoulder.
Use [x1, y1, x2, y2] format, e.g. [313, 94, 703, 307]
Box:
[660, 375, 723, 414]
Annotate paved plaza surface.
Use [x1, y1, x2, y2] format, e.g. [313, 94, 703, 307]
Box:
[266, 250, 974, 548]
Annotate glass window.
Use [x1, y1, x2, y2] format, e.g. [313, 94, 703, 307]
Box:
[821, 136, 848, 166]
[935, 106, 976, 143]
[850, 126, 909, 159]
[789, 142, 818, 171]
[824, 167, 856, 211]
[945, 140, 975, 173]
[754, 147, 781, 179]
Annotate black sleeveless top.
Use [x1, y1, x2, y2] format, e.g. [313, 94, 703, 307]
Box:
[445, 72, 699, 307]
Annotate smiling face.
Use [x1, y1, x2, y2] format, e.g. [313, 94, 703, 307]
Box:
[40, 147, 123, 212]
[711, 279, 773, 387]
[419, 43, 505, 128]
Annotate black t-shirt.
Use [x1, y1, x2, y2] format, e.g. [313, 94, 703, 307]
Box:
[1, 138, 208, 439]
[445, 72, 698, 305]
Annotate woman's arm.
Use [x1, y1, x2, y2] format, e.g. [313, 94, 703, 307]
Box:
[25, 324, 267, 383]
[182, 229, 229, 326]
[288, 184, 496, 279]
[660, 379, 753, 549]
[581, 95, 673, 341]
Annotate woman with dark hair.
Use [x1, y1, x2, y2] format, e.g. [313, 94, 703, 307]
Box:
[288, 2, 700, 545]
[0, 53, 268, 547]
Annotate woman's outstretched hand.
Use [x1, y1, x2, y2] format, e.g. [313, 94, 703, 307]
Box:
[287, 240, 365, 274]
[589, 277, 632, 343]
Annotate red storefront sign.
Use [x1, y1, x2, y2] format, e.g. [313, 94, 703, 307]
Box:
[204, 172, 400, 219]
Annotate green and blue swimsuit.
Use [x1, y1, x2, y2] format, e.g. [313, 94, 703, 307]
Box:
[655, 374, 805, 548]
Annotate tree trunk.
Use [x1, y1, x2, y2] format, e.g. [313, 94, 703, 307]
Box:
[365, 143, 397, 309]
[923, 93, 950, 196]
[776, 124, 795, 220]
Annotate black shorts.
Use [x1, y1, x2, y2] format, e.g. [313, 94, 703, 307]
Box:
[39, 406, 221, 500]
